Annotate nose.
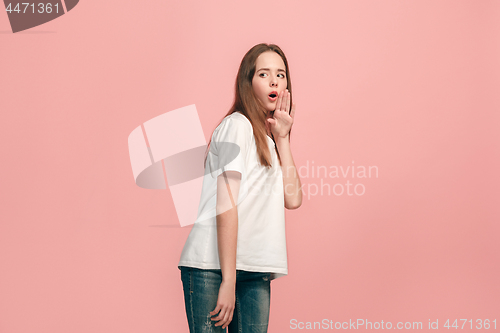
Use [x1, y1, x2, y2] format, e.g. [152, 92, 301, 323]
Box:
[270, 77, 278, 87]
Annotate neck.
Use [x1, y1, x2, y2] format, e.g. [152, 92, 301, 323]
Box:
[265, 111, 273, 137]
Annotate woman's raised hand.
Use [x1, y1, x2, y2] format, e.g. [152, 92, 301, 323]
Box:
[267, 89, 296, 139]
[209, 280, 236, 329]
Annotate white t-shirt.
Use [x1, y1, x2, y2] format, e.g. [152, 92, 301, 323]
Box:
[178, 111, 288, 280]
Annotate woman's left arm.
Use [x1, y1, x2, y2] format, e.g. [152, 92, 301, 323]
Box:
[267, 89, 302, 210]
[276, 135, 302, 209]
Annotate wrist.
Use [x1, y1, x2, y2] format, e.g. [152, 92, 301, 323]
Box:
[275, 134, 290, 145]
[276, 133, 289, 140]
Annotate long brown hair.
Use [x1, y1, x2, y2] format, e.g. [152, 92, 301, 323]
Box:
[204, 43, 293, 168]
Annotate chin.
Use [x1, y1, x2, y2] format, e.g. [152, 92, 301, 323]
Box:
[265, 105, 275, 113]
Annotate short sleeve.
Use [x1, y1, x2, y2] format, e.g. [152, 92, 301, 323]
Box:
[209, 116, 251, 178]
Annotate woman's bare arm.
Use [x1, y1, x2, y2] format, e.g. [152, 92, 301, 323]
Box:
[266, 90, 302, 209]
[276, 134, 302, 210]
[215, 170, 241, 283]
[210, 170, 240, 328]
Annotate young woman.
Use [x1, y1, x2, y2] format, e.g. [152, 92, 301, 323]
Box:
[178, 43, 302, 333]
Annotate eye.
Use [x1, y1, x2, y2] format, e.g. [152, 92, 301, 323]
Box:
[278, 73, 285, 78]
[259, 73, 268, 77]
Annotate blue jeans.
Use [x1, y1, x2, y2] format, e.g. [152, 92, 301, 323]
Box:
[179, 266, 271, 333]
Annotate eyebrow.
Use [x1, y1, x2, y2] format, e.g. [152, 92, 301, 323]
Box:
[256, 68, 286, 72]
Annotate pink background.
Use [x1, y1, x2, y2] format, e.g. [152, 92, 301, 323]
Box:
[1, 0, 499, 332]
